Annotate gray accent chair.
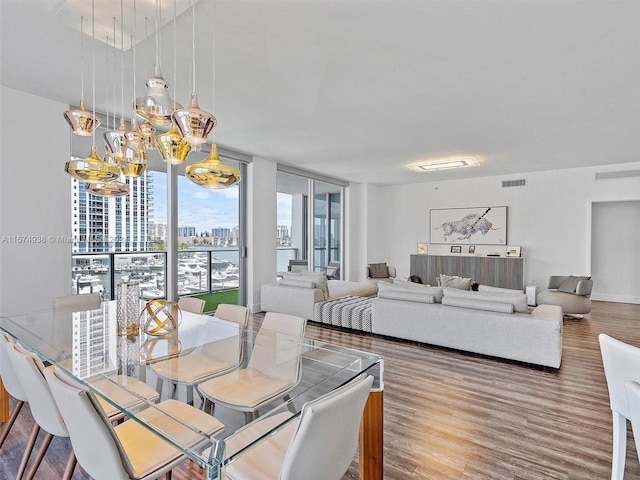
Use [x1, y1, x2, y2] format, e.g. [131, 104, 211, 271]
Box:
[537, 275, 593, 316]
[366, 263, 396, 284]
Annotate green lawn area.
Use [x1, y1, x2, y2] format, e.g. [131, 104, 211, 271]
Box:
[190, 289, 239, 313]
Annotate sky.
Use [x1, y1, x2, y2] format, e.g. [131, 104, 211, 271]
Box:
[151, 171, 292, 233]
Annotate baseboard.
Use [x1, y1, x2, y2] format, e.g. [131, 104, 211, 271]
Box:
[591, 293, 640, 305]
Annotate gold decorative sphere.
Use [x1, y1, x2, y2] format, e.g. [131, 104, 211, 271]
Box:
[140, 300, 182, 336]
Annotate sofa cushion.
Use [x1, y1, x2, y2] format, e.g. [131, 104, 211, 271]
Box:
[443, 287, 528, 313]
[557, 275, 591, 294]
[278, 278, 317, 289]
[327, 280, 378, 300]
[282, 272, 329, 300]
[391, 279, 444, 303]
[478, 285, 524, 295]
[439, 274, 472, 290]
[368, 263, 389, 279]
[378, 289, 436, 304]
[442, 296, 515, 313]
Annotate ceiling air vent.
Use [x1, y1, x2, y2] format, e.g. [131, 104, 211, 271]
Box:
[595, 170, 640, 181]
[502, 179, 527, 188]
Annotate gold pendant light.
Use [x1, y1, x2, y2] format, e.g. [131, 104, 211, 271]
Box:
[63, 16, 100, 136]
[155, 124, 192, 164]
[85, 179, 129, 197]
[185, 144, 240, 189]
[65, 146, 121, 183]
[139, 119, 156, 150]
[121, 119, 148, 177]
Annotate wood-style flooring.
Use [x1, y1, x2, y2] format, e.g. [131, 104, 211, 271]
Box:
[1, 300, 640, 479]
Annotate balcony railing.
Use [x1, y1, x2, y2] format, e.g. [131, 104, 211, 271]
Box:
[71, 248, 240, 301]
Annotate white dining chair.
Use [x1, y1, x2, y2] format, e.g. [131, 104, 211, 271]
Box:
[599, 333, 640, 480]
[44, 367, 225, 480]
[625, 380, 640, 463]
[198, 312, 307, 423]
[0, 333, 29, 450]
[221, 373, 374, 480]
[53, 292, 102, 312]
[178, 296, 206, 314]
[5, 341, 77, 480]
[152, 304, 250, 405]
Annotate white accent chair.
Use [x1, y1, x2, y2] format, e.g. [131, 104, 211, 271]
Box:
[198, 312, 307, 423]
[44, 367, 225, 480]
[221, 373, 374, 480]
[151, 304, 249, 404]
[599, 333, 640, 480]
[5, 341, 77, 480]
[177, 296, 206, 314]
[0, 334, 29, 450]
[53, 293, 102, 312]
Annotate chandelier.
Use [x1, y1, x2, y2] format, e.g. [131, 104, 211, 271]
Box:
[63, 0, 241, 196]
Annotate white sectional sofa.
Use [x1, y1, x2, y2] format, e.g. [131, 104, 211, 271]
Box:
[261, 274, 378, 320]
[371, 282, 563, 368]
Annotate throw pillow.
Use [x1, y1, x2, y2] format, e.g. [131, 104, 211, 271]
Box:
[299, 271, 329, 300]
[439, 274, 472, 290]
[391, 279, 444, 302]
[557, 275, 591, 294]
[368, 263, 389, 279]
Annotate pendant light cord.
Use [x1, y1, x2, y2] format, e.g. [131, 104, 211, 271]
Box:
[173, 0, 177, 103]
[120, 0, 125, 127]
[191, 0, 196, 94]
[155, 0, 161, 70]
[91, 0, 96, 149]
[80, 16, 84, 104]
[211, 0, 216, 143]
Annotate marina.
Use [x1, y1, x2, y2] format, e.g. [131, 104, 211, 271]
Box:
[71, 250, 240, 300]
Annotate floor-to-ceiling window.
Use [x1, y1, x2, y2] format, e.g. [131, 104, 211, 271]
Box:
[277, 167, 346, 278]
[70, 123, 249, 305]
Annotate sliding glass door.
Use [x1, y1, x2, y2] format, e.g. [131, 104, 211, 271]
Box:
[277, 169, 345, 278]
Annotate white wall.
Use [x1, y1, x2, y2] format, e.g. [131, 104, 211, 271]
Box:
[247, 156, 277, 313]
[366, 164, 640, 302]
[0, 86, 73, 315]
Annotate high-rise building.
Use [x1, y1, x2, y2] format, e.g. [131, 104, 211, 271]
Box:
[71, 174, 149, 253]
[177, 226, 197, 237]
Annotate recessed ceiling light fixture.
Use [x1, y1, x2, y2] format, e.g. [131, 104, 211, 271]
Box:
[408, 156, 480, 172]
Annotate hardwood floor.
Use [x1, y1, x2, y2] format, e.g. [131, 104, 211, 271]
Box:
[2, 300, 639, 479]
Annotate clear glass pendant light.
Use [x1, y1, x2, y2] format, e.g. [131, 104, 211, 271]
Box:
[64, 16, 100, 136]
[104, 15, 126, 161]
[156, 0, 192, 163]
[171, 0, 216, 146]
[136, 0, 181, 126]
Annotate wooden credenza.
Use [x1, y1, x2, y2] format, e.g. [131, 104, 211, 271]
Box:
[410, 254, 524, 290]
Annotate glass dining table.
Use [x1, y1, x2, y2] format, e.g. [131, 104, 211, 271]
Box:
[0, 301, 384, 479]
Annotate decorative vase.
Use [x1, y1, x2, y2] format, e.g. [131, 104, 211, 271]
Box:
[116, 282, 140, 337]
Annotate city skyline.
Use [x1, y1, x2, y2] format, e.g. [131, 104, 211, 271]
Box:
[150, 171, 293, 234]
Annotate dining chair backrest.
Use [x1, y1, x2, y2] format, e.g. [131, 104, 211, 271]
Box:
[280, 373, 373, 480]
[214, 303, 249, 327]
[178, 297, 206, 314]
[205, 304, 250, 358]
[5, 342, 68, 438]
[53, 293, 101, 312]
[43, 368, 133, 479]
[248, 312, 307, 382]
[0, 333, 27, 402]
[599, 333, 640, 419]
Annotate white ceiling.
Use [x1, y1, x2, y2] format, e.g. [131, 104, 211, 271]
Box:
[2, 0, 639, 186]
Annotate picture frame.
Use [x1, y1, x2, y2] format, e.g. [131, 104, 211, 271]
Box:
[506, 245, 522, 257]
[451, 245, 462, 254]
[430, 206, 507, 245]
[417, 242, 428, 255]
[468, 245, 476, 254]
